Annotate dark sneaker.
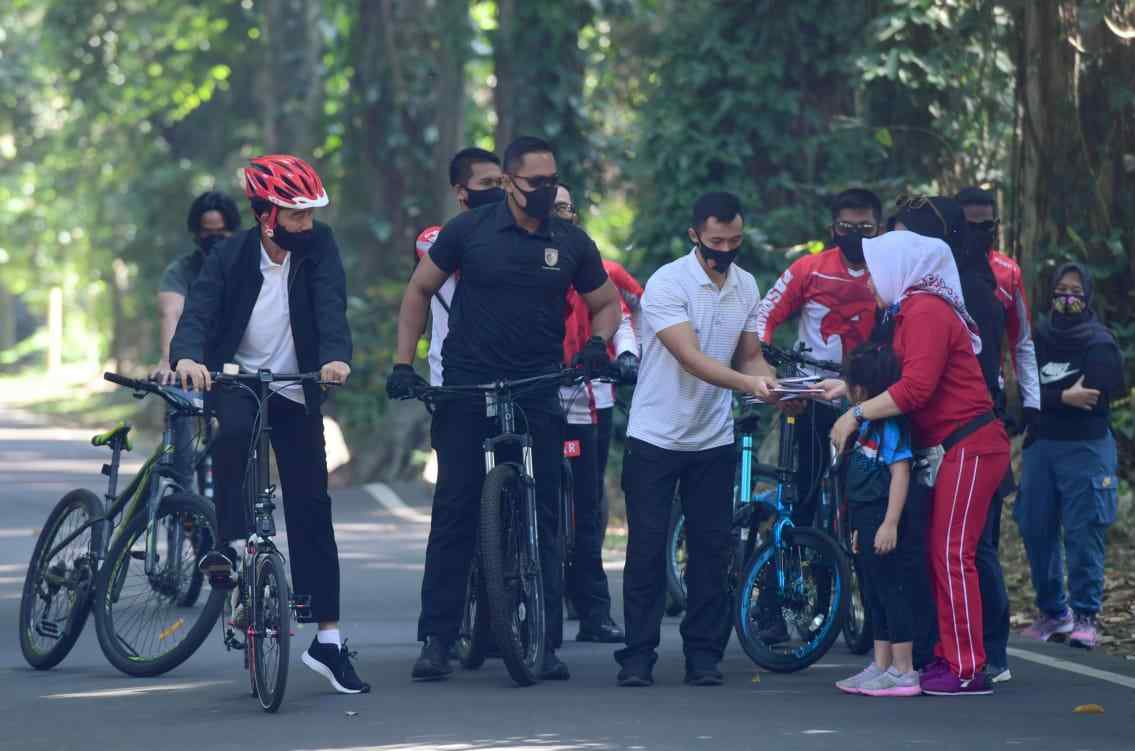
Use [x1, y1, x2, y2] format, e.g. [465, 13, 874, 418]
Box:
[617, 663, 654, 687]
[540, 651, 571, 681]
[199, 547, 238, 590]
[921, 669, 993, 696]
[302, 637, 371, 694]
[758, 620, 790, 644]
[577, 618, 625, 644]
[684, 662, 724, 686]
[411, 637, 453, 681]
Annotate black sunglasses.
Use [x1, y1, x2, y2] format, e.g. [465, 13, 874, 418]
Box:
[510, 173, 559, 191]
[967, 219, 999, 233]
[834, 220, 878, 236]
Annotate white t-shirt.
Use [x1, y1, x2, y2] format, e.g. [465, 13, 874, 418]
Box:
[627, 249, 761, 451]
[427, 277, 456, 387]
[234, 245, 304, 405]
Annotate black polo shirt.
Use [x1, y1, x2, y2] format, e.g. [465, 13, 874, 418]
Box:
[429, 200, 607, 383]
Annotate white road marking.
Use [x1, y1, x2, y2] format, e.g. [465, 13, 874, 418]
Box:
[44, 680, 232, 699]
[364, 482, 432, 524]
[1007, 646, 1135, 689]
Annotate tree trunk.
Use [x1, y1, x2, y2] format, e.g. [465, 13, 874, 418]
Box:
[259, 0, 324, 154]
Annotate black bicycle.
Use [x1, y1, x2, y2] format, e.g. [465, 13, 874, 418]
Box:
[212, 369, 326, 713]
[19, 373, 223, 676]
[415, 367, 586, 686]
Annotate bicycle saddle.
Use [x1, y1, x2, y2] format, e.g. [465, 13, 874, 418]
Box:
[91, 422, 132, 451]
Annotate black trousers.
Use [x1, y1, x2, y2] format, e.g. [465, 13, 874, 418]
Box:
[905, 480, 938, 669]
[616, 438, 735, 668]
[794, 401, 838, 526]
[211, 388, 340, 623]
[564, 419, 614, 628]
[977, 477, 1012, 667]
[851, 502, 916, 644]
[418, 392, 564, 649]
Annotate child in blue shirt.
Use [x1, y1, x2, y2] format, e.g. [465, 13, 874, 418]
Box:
[835, 342, 919, 697]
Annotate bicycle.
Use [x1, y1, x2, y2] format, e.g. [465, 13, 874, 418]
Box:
[414, 367, 586, 686]
[19, 373, 223, 676]
[211, 368, 328, 713]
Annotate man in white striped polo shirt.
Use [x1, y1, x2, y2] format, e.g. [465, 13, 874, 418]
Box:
[615, 192, 779, 687]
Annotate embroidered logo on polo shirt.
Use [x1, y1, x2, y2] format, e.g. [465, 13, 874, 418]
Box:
[544, 248, 559, 268]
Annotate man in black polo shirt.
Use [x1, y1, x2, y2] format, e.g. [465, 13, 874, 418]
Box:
[388, 136, 622, 681]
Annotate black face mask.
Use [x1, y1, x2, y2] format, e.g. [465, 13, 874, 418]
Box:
[270, 223, 315, 254]
[835, 232, 865, 265]
[465, 186, 506, 209]
[514, 183, 556, 220]
[196, 233, 226, 255]
[970, 229, 995, 255]
[696, 236, 739, 274]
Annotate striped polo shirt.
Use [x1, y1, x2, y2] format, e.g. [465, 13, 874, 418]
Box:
[627, 249, 761, 451]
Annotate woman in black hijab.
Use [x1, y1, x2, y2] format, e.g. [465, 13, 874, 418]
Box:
[1015, 263, 1124, 651]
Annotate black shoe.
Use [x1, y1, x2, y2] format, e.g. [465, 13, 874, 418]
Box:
[617, 662, 654, 687]
[577, 618, 625, 644]
[684, 662, 724, 686]
[199, 547, 238, 590]
[540, 651, 571, 681]
[302, 637, 371, 694]
[412, 637, 453, 681]
[759, 620, 790, 644]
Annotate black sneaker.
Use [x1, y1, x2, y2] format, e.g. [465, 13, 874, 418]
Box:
[684, 662, 724, 686]
[412, 636, 453, 681]
[616, 653, 657, 687]
[540, 650, 571, 681]
[758, 619, 790, 644]
[302, 637, 370, 694]
[577, 618, 625, 644]
[199, 547, 238, 590]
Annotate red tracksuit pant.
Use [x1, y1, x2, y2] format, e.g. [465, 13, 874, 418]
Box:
[930, 422, 1010, 680]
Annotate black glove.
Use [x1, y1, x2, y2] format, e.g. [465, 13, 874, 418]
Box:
[385, 364, 423, 400]
[575, 336, 610, 380]
[615, 351, 639, 385]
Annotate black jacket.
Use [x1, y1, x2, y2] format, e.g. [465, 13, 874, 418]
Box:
[169, 222, 352, 410]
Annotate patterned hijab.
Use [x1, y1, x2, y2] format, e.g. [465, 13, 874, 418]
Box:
[863, 230, 982, 354]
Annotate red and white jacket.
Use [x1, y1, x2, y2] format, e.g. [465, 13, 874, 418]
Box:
[988, 249, 1040, 409]
[560, 259, 642, 425]
[754, 248, 877, 372]
[414, 225, 457, 386]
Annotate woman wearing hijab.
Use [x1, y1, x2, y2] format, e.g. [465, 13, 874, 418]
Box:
[1016, 263, 1124, 650]
[826, 216, 1011, 696]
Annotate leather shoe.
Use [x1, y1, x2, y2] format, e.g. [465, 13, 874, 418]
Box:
[684, 662, 724, 686]
[617, 664, 654, 687]
[577, 618, 625, 644]
[540, 651, 571, 681]
[411, 637, 453, 681]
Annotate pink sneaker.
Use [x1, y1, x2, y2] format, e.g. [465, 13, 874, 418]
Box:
[1069, 614, 1099, 649]
[921, 669, 993, 696]
[859, 667, 922, 697]
[1021, 610, 1074, 642]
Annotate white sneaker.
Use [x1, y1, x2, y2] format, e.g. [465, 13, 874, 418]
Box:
[836, 663, 884, 694]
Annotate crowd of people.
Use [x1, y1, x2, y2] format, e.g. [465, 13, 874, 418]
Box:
[153, 136, 1123, 701]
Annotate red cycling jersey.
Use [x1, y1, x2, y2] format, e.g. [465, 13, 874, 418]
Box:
[988, 249, 1040, 409]
[755, 248, 877, 368]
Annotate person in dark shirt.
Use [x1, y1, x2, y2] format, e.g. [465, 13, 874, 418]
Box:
[387, 136, 621, 682]
[1016, 263, 1124, 650]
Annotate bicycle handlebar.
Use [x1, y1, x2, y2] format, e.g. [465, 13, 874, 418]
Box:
[760, 343, 843, 375]
[210, 370, 331, 386]
[103, 372, 203, 413]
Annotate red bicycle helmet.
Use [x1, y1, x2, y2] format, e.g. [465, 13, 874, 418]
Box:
[242, 154, 329, 235]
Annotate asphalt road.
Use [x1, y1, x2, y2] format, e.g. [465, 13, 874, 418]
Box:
[1, 408, 1132, 751]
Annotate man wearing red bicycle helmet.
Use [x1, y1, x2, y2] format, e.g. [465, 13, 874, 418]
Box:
[171, 154, 368, 695]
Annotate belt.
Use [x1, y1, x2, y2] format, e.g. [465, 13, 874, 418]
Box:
[942, 411, 996, 453]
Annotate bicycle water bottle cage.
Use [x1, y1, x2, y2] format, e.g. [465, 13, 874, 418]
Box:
[91, 423, 132, 452]
[291, 594, 313, 623]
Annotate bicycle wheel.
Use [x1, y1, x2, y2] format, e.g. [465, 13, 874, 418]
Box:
[842, 557, 872, 654]
[19, 489, 102, 669]
[480, 463, 544, 686]
[665, 501, 687, 616]
[175, 521, 211, 608]
[92, 491, 224, 677]
[456, 565, 491, 670]
[252, 552, 290, 713]
[734, 526, 850, 673]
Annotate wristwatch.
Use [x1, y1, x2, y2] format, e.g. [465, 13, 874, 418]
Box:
[852, 404, 866, 425]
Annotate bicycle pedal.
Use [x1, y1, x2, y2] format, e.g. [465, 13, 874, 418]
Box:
[290, 594, 313, 622]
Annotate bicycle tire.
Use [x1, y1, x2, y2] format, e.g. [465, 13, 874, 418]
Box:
[665, 501, 687, 615]
[480, 463, 544, 686]
[842, 558, 873, 654]
[456, 565, 491, 670]
[92, 491, 224, 677]
[252, 552, 290, 713]
[175, 523, 210, 608]
[733, 526, 850, 673]
[18, 489, 102, 670]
